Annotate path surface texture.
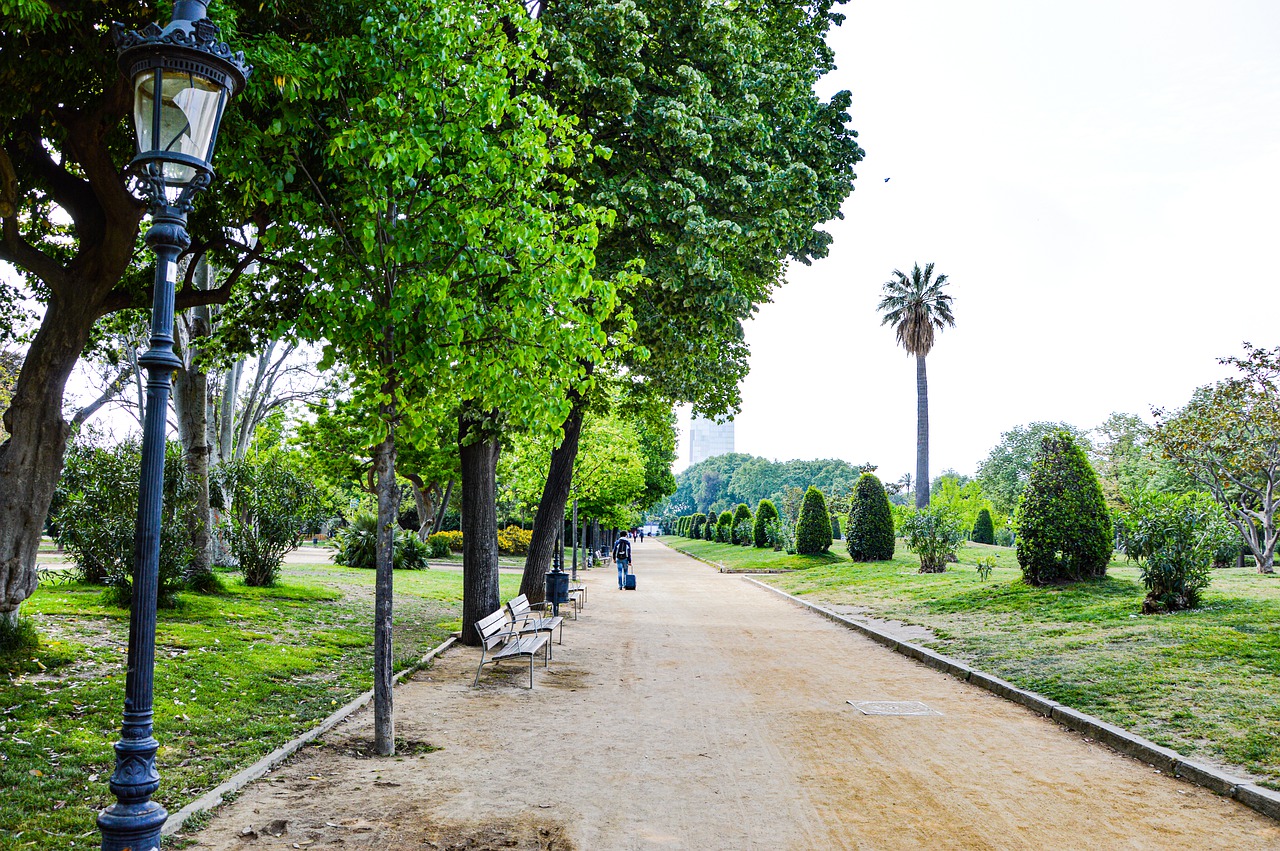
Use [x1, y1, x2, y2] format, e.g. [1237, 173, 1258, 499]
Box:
[189, 541, 1280, 850]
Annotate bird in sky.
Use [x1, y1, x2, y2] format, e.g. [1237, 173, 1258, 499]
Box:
[884, 177, 890, 182]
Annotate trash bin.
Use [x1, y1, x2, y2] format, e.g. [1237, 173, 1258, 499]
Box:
[545, 569, 570, 607]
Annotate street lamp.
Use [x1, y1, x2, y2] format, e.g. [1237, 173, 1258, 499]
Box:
[99, 5, 248, 850]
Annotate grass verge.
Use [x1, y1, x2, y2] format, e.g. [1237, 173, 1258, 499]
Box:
[664, 535, 1280, 787]
[1, 563, 521, 849]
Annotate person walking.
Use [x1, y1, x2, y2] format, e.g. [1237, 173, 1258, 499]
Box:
[613, 534, 633, 589]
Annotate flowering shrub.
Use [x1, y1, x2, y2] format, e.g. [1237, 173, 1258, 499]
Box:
[497, 525, 532, 556]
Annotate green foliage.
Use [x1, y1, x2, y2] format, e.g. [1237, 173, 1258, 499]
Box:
[690, 513, 707, 539]
[217, 455, 325, 587]
[704, 512, 717, 541]
[0, 615, 38, 659]
[51, 433, 193, 607]
[731, 504, 752, 544]
[753, 499, 779, 548]
[663, 453, 862, 517]
[977, 422, 1090, 515]
[1015, 431, 1113, 585]
[972, 508, 996, 545]
[846, 473, 896, 562]
[1118, 492, 1229, 612]
[930, 473, 997, 535]
[901, 505, 964, 573]
[830, 515, 841, 539]
[715, 511, 734, 543]
[333, 514, 426, 571]
[795, 486, 832, 555]
[975, 555, 996, 582]
[426, 534, 452, 559]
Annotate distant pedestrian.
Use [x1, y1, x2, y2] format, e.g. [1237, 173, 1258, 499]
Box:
[639, 529, 645, 542]
[613, 535, 632, 589]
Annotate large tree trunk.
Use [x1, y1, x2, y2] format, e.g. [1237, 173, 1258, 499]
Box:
[173, 265, 213, 584]
[519, 397, 586, 604]
[915, 354, 929, 509]
[372, 393, 397, 755]
[459, 409, 501, 647]
[0, 298, 99, 624]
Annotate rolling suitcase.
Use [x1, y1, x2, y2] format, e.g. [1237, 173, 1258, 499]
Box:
[624, 573, 637, 590]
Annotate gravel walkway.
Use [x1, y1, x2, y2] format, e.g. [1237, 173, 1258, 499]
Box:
[185, 540, 1280, 850]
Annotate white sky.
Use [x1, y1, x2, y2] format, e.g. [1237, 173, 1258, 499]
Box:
[676, 0, 1280, 478]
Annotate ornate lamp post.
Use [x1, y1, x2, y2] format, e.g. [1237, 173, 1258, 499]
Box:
[99, 5, 249, 850]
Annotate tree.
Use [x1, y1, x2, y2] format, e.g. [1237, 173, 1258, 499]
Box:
[930, 474, 995, 537]
[1152, 344, 1280, 573]
[877, 263, 955, 508]
[753, 499, 779, 548]
[977, 422, 1089, 515]
[795, 486, 832, 554]
[517, 0, 864, 600]
[1015, 431, 1112, 585]
[846, 473, 895, 561]
[972, 508, 996, 545]
[1090, 412, 1196, 510]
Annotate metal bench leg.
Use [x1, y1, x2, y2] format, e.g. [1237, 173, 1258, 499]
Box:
[528, 654, 535, 689]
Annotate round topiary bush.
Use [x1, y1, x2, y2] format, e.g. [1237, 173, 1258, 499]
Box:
[731, 504, 752, 544]
[753, 499, 779, 547]
[795, 486, 832, 554]
[1015, 430, 1113, 585]
[846, 472, 895, 561]
[972, 508, 996, 545]
[716, 510, 733, 542]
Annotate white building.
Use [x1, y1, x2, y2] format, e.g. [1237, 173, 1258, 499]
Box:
[688, 415, 734, 466]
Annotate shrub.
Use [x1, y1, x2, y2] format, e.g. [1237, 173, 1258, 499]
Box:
[497, 525, 533, 556]
[753, 499, 779, 547]
[972, 508, 996, 545]
[1015, 431, 1113, 585]
[52, 436, 194, 607]
[795, 486, 832, 554]
[830, 515, 841, 540]
[1118, 492, 1226, 612]
[705, 512, 717, 540]
[690, 513, 706, 539]
[976, 556, 996, 582]
[995, 527, 1014, 547]
[715, 511, 733, 542]
[901, 505, 964, 573]
[334, 513, 430, 571]
[427, 533, 452, 558]
[217, 457, 325, 587]
[731, 504, 752, 544]
[435, 530, 464, 552]
[846, 473, 895, 562]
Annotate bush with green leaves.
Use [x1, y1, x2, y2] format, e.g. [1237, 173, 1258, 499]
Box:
[705, 512, 717, 540]
[427, 533, 452, 558]
[1118, 492, 1230, 612]
[972, 508, 996, 544]
[715, 510, 733, 542]
[334, 513, 428, 572]
[830, 515, 841, 539]
[901, 505, 964, 573]
[1015, 430, 1113, 585]
[731, 504, 752, 544]
[795, 486, 832, 554]
[753, 499, 779, 547]
[846, 473, 895, 562]
[690, 513, 707, 539]
[218, 456, 325, 587]
[52, 434, 194, 607]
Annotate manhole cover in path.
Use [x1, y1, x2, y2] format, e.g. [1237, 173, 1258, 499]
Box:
[848, 700, 940, 716]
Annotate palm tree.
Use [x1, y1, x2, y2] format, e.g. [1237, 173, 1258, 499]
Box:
[878, 262, 955, 508]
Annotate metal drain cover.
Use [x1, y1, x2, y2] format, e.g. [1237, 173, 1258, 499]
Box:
[848, 700, 940, 716]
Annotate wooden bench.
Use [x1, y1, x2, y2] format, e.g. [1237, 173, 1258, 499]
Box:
[507, 594, 564, 656]
[472, 608, 549, 689]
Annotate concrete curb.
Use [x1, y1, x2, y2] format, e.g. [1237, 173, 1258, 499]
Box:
[162, 635, 457, 836]
[742, 577, 1280, 823]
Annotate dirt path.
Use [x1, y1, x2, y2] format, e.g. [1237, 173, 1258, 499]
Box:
[186, 541, 1280, 850]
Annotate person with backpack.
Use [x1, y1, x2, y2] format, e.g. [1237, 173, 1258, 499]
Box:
[613, 534, 633, 589]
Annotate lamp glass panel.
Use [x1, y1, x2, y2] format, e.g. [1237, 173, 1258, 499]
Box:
[133, 69, 225, 186]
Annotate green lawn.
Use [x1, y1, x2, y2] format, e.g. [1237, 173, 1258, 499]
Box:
[1, 563, 521, 849]
[666, 536, 1280, 786]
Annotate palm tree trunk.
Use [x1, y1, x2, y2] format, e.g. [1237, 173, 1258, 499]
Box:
[915, 354, 929, 509]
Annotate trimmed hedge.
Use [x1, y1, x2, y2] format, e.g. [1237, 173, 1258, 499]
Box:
[715, 510, 733, 542]
[753, 499, 779, 547]
[846, 472, 895, 561]
[731, 503, 752, 544]
[1015, 430, 1112, 585]
[795, 486, 832, 554]
[690, 513, 707, 538]
[972, 508, 995, 544]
